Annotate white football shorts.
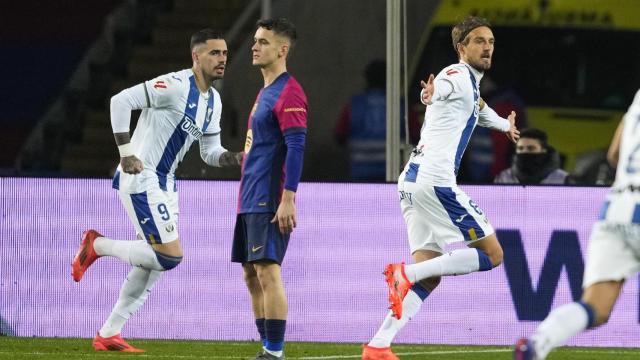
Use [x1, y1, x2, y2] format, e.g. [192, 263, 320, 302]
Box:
[398, 181, 495, 254]
[583, 221, 640, 287]
[118, 187, 180, 245]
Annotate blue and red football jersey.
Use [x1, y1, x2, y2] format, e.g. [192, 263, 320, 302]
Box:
[238, 72, 308, 213]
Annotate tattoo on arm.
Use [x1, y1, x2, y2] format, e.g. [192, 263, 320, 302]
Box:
[219, 151, 243, 167]
[114, 132, 131, 146]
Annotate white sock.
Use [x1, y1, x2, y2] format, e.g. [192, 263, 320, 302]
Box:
[530, 302, 591, 359]
[404, 249, 486, 282]
[94, 237, 164, 271]
[99, 267, 162, 337]
[368, 289, 424, 348]
[264, 348, 283, 357]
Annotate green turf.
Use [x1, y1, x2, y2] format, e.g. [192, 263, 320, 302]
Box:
[0, 337, 638, 359]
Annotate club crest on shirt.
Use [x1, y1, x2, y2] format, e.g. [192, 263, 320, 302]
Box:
[244, 129, 253, 153]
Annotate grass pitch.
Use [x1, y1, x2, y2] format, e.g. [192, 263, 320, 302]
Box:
[0, 337, 638, 359]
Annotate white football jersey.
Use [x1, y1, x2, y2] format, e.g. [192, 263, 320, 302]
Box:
[114, 69, 222, 194]
[613, 89, 640, 189]
[602, 89, 640, 223]
[401, 62, 482, 186]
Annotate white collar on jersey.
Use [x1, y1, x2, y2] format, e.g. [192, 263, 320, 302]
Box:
[459, 60, 484, 83]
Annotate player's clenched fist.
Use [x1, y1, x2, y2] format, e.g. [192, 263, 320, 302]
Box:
[120, 155, 144, 174]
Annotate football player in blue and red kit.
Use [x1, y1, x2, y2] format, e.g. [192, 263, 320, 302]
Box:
[231, 19, 307, 360]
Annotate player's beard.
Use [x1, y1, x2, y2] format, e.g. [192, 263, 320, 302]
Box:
[207, 68, 225, 81]
[471, 58, 491, 72]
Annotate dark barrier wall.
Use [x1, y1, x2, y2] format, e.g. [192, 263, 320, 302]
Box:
[0, 178, 637, 346]
[0, 1, 119, 167]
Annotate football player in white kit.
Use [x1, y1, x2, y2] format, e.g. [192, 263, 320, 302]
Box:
[71, 29, 242, 352]
[362, 16, 519, 360]
[514, 89, 640, 360]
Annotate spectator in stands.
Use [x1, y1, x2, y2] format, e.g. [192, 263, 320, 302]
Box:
[495, 128, 568, 184]
[334, 60, 420, 181]
[464, 76, 528, 183]
[334, 60, 387, 181]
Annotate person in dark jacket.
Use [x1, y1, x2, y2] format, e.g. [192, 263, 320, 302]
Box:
[494, 128, 568, 184]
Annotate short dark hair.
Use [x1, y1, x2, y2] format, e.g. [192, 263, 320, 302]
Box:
[451, 15, 492, 54]
[256, 18, 297, 47]
[190, 28, 223, 50]
[519, 128, 549, 148]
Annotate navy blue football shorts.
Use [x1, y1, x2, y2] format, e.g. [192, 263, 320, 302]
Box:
[231, 213, 290, 265]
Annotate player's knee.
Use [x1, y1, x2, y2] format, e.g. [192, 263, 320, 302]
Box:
[489, 247, 503, 268]
[154, 251, 183, 271]
[255, 265, 281, 289]
[243, 268, 258, 283]
[243, 268, 261, 289]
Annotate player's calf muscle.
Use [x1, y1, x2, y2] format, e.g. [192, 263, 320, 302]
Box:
[418, 277, 441, 292]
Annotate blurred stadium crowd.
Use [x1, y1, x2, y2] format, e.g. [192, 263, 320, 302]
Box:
[1, 0, 638, 185]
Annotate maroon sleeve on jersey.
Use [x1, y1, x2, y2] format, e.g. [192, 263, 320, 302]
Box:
[274, 79, 308, 133]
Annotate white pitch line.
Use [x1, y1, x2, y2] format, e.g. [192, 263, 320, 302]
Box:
[1, 347, 638, 359]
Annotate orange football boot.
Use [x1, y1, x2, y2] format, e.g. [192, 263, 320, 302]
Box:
[71, 230, 102, 282]
[92, 332, 145, 352]
[362, 344, 399, 360]
[384, 262, 413, 319]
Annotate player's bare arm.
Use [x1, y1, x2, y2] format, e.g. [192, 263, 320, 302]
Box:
[271, 189, 296, 234]
[607, 120, 624, 167]
[114, 132, 143, 174]
[219, 151, 244, 167]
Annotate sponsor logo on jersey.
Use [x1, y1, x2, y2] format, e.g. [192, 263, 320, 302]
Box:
[446, 69, 459, 75]
[250, 102, 259, 117]
[180, 117, 203, 140]
[140, 217, 151, 224]
[455, 214, 468, 223]
[165, 224, 175, 233]
[153, 80, 167, 89]
[188, 102, 197, 109]
[283, 107, 306, 113]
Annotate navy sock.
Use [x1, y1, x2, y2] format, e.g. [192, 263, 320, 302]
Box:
[577, 301, 596, 328]
[255, 318, 266, 346]
[475, 249, 493, 271]
[264, 319, 286, 352]
[410, 282, 431, 301]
